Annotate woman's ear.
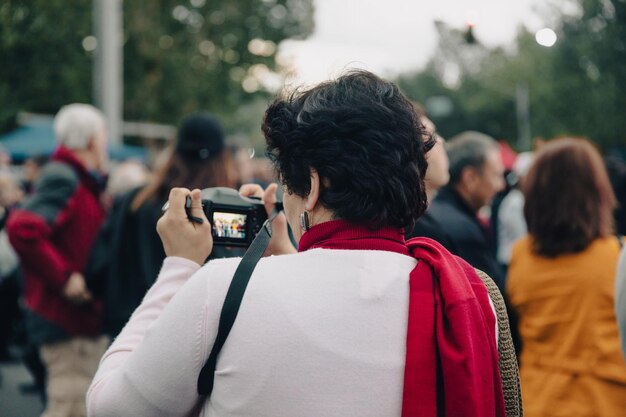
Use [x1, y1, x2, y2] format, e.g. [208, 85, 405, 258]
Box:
[305, 169, 320, 211]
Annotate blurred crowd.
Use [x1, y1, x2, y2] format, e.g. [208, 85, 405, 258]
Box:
[0, 106, 275, 416]
[2, 99, 626, 417]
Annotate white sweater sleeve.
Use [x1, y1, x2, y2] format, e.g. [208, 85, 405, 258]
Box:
[87, 256, 210, 417]
[615, 246, 626, 359]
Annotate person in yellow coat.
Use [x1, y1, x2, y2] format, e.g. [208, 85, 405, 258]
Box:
[507, 137, 626, 417]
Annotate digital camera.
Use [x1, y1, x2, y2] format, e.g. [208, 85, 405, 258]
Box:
[188, 187, 282, 248]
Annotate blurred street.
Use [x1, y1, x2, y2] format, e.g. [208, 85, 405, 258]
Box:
[0, 360, 43, 417]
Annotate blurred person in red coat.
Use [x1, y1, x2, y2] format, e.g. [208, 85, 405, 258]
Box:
[7, 104, 110, 417]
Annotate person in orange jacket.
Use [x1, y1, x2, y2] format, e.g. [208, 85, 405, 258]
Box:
[508, 137, 626, 417]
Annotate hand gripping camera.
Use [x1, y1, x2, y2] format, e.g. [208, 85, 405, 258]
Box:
[163, 187, 283, 248]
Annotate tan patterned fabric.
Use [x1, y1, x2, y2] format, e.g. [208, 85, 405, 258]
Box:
[476, 269, 523, 417]
[40, 336, 109, 417]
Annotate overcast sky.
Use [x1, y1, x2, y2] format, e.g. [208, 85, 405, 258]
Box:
[279, 0, 549, 85]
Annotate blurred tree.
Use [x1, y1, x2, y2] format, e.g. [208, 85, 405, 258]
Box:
[398, 0, 626, 149]
[540, 0, 626, 148]
[123, 0, 313, 135]
[398, 23, 515, 141]
[0, 0, 313, 143]
[0, 0, 93, 131]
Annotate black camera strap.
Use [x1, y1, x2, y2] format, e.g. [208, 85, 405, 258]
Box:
[197, 210, 281, 396]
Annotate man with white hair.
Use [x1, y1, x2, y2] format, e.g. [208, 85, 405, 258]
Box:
[7, 103, 109, 417]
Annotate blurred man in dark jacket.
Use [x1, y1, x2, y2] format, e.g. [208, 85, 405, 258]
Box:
[7, 104, 110, 417]
[424, 131, 506, 289]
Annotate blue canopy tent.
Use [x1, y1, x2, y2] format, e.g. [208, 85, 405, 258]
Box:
[0, 119, 147, 163]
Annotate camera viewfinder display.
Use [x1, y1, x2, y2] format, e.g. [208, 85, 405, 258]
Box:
[212, 212, 247, 240]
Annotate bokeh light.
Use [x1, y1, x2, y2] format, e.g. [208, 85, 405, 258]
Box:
[82, 36, 98, 52]
[535, 28, 557, 47]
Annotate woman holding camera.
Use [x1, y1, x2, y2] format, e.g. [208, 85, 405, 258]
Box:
[87, 71, 518, 417]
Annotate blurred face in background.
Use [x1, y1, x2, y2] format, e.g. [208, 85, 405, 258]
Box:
[462, 149, 505, 211]
[0, 151, 11, 168]
[0, 173, 24, 208]
[106, 160, 149, 197]
[22, 159, 42, 185]
[424, 135, 449, 195]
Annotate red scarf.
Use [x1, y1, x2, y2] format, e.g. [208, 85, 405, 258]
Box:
[298, 220, 505, 417]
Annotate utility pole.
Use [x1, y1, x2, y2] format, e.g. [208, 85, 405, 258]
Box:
[93, 0, 123, 145]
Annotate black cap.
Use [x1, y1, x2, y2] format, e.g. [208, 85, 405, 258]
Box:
[175, 112, 225, 160]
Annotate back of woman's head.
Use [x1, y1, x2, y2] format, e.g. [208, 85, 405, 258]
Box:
[523, 137, 616, 257]
[131, 113, 238, 211]
[263, 70, 434, 230]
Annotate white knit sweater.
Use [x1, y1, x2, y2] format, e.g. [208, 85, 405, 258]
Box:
[87, 248, 495, 417]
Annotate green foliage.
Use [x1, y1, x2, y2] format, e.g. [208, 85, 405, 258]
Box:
[398, 0, 626, 149]
[123, 0, 312, 128]
[0, 0, 93, 131]
[0, 0, 313, 140]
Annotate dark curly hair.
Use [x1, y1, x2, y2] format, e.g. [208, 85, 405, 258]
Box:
[262, 70, 435, 230]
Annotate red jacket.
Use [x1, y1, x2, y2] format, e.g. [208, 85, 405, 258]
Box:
[7, 146, 105, 343]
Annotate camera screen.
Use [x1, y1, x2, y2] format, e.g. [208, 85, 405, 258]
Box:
[212, 212, 247, 240]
